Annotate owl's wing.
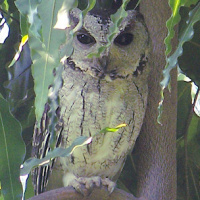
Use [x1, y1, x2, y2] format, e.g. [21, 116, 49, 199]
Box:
[32, 103, 63, 195]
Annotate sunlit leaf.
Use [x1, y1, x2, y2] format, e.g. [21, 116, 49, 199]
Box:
[54, 0, 78, 29]
[99, 123, 127, 134]
[8, 35, 28, 68]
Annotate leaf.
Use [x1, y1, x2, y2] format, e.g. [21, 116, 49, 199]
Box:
[4, 40, 34, 130]
[15, 0, 42, 39]
[7, 35, 29, 68]
[87, 0, 130, 58]
[0, 13, 20, 96]
[0, 94, 26, 200]
[20, 136, 91, 198]
[99, 123, 127, 134]
[165, 0, 198, 56]
[158, 1, 200, 122]
[21, 136, 92, 176]
[16, 0, 69, 122]
[54, 0, 78, 29]
[178, 19, 200, 87]
[177, 114, 200, 199]
[177, 80, 192, 137]
[0, 13, 9, 44]
[60, 0, 96, 60]
[162, 2, 200, 89]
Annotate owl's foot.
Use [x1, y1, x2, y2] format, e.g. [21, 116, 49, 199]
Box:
[63, 173, 116, 194]
[101, 178, 116, 194]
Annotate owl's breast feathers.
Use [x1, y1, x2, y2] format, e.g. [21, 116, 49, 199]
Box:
[33, 7, 150, 193]
[59, 66, 148, 180]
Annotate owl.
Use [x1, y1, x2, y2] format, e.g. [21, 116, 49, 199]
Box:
[32, 5, 150, 195]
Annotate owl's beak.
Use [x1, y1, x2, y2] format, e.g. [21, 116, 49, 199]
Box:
[99, 55, 108, 71]
[92, 55, 117, 82]
[91, 56, 108, 77]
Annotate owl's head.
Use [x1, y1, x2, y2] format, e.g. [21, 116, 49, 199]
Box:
[65, 8, 150, 82]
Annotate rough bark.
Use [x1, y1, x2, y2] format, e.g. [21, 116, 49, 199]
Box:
[136, 1, 177, 199]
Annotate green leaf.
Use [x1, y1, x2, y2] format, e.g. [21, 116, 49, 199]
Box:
[99, 123, 127, 134]
[88, 0, 130, 58]
[54, 0, 78, 29]
[158, 1, 200, 122]
[0, 94, 26, 200]
[60, 0, 96, 59]
[20, 136, 91, 198]
[20, 136, 92, 176]
[177, 80, 192, 137]
[177, 114, 200, 200]
[15, 0, 42, 39]
[165, 0, 198, 56]
[16, 0, 70, 122]
[162, 2, 200, 90]
[32, 0, 67, 123]
[7, 35, 29, 68]
[178, 19, 200, 87]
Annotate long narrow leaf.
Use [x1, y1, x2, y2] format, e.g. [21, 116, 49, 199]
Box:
[0, 95, 26, 200]
[162, 2, 200, 90]
[158, 1, 200, 122]
[165, 0, 198, 56]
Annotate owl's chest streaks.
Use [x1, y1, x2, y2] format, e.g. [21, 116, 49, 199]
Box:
[60, 68, 135, 142]
[58, 67, 147, 178]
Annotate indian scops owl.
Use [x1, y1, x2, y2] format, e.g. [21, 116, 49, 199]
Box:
[32, 6, 150, 194]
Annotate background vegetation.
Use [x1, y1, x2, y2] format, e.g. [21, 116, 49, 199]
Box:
[0, 0, 200, 199]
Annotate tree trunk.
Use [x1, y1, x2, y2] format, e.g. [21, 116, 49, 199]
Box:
[136, 1, 177, 199]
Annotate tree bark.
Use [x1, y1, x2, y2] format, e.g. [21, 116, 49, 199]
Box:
[27, 186, 143, 200]
[136, 1, 177, 199]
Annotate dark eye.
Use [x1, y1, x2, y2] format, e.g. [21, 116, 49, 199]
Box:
[77, 33, 95, 45]
[114, 33, 133, 46]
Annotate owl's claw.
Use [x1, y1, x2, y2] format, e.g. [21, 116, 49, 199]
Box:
[63, 173, 116, 194]
[78, 176, 101, 189]
[102, 178, 116, 194]
[63, 172, 84, 195]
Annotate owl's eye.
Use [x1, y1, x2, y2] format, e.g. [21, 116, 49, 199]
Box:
[114, 33, 133, 46]
[77, 33, 95, 45]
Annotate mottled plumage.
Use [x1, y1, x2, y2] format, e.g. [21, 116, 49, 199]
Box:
[32, 7, 150, 194]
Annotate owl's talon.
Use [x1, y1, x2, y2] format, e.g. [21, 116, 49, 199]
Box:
[102, 178, 116, 194]
[78, 176, 101, 189]
[63, 172, 84, 194]
[63, 173, 116, 194]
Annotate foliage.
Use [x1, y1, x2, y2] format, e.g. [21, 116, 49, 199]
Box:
[158, 0, 200, 122]
[166, 1, 200, 199]
[0, 0, 200, 199]
[0, 95, 25, 200]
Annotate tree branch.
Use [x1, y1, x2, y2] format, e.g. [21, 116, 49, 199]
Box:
[27, 186, 144, 200]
